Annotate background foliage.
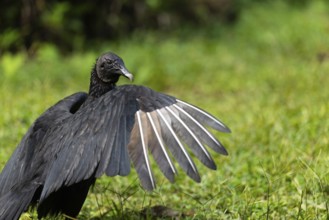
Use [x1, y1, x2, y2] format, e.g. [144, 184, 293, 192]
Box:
[1, 0, 311, 55]
[0, 0, 329, 219]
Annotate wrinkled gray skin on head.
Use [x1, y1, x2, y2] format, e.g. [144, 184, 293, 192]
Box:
[96, 52, 133, 83]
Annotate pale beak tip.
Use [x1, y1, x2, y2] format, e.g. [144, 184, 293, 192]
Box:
[126, 73, 134, 82]
[121, 67, 134, 81]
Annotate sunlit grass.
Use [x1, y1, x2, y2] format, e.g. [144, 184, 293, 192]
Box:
[1, 1, 329, 219]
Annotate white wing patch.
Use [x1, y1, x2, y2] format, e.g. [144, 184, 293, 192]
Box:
[136, 111, 155, 189]
[165, 106, 212, 160]
[156, 109, 197, 173]
[131, 97, 228, 190]
[146, 112, 176, 174]
[173, 103, 221, 146]
[176, 99, 227, 128]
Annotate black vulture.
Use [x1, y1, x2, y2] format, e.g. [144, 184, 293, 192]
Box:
[0, 52, 231, 219]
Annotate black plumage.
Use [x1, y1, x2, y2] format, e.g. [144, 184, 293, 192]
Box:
[0, 52, 231, 219]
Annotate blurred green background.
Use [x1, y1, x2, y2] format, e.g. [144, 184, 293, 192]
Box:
[1, 0, 329, 219]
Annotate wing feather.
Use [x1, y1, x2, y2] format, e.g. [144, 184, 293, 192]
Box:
[156, 108, 200, 182]
[173, 104, 228, 155]
[104, 97, 125, 176]
[138, 111, 155, 188]
[146, 112, 176, 182]
[116, 114, 131, 176]
[166, 106, 216, 169]
[176, 99, 231, 133]
[128, 111, 155, 190]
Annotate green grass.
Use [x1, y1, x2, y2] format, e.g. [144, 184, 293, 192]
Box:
[1, 1, 329, 219]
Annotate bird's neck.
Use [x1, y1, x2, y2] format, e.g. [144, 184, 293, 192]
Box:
[88, 68, 116, 98]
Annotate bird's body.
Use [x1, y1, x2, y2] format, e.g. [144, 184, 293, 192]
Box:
[0, 52, 230, 219]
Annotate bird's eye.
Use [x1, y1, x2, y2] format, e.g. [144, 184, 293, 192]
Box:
[100, 63, 105, 69]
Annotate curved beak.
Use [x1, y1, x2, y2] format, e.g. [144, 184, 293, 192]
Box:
[120, 66, 134, 81]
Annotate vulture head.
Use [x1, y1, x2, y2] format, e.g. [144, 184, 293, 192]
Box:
[96, 52, 133, 84]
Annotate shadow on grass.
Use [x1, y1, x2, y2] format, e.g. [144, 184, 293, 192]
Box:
[85, 205, 194, 220]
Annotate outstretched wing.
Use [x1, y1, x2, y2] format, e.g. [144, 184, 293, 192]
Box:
[39, 85, 230, 200]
